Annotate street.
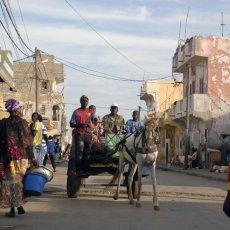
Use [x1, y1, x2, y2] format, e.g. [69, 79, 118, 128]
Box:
[0, 161, 229, 230]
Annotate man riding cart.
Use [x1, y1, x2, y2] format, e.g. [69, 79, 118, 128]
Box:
[67, 99, 125, 198]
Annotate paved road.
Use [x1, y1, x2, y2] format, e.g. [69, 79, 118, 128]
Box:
[0, 161, 229, 230]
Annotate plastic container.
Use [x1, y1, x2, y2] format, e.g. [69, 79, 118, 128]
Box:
[24, 172, 47, 196]
[30, 166, 53, 182]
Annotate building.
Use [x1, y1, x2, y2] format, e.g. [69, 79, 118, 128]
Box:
[0, 49, 15, 118]
[140, 80, 183, 164]
[1, 52, 69, 149]
[172, 35, 230, 159]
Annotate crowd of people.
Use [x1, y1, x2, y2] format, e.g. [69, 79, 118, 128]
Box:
[0, 99, 61, 217]
[0, 95, 143, 217]
[68, 95, 143, 176]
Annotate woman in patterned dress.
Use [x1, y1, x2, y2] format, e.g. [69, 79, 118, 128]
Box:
[0, 99, 34, 217]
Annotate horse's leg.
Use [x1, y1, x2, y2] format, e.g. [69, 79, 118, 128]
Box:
[150, 160, 160, 211]
[136, 155, 143, 207]
[128, 163, 137, 205]
[113, 153, 125, 200]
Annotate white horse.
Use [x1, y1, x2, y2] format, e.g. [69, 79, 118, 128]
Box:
[109, 118, 160, 210]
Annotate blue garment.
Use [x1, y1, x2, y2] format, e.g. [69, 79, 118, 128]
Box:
[47, 140, 56, 155]
[125, 119, 143, 133]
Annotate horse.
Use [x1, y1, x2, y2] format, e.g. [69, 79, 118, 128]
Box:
[109, 117, 160, 210]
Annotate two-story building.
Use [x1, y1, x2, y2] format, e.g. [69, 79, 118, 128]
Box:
[140, 80, 183, 164]
[172, 36, 230, 160]
[1, 53, 69, 150]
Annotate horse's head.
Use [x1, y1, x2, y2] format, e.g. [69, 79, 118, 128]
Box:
[143, 118, 160, 146]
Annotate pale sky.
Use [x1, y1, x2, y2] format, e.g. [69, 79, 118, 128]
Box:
[1, 0, 230, 121]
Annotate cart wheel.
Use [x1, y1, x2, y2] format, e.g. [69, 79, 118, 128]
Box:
[67, 174, 81, 198]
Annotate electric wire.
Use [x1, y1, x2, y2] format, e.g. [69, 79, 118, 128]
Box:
[3, 0, 29, 56]
[16, 0, 32, 49]
[41, 49, 179, 82]
[0, 20, 31, 57]
[1, 0, 34, 54]
[64, 0, 159, 77]
[0, 2, 20, 58]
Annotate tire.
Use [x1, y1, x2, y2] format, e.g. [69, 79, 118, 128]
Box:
[67, 174, 82, 198]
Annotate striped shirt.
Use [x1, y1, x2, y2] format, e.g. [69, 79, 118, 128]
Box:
[41, 122, 47, 151]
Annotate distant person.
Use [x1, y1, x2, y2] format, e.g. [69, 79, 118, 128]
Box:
[30, 112, 43, 165]
[47, 136, 56, 172]
[55, 139, 61, 162]
[38, 115, 48, 166]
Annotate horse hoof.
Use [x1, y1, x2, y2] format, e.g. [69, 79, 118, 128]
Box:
[113, 195, 118, 200]
[136, 203, 142, 208]
[154, 205, 160, 211]
[129, 200, 134, 205]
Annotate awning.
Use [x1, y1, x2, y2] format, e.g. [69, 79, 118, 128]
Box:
[0, 50, 15, 90]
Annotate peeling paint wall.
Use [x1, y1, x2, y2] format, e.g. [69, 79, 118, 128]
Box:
[173, 36, 230, 149]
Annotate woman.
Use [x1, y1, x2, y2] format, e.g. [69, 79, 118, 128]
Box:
[0, 99, 34, 217]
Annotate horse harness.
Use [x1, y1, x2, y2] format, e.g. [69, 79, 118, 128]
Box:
[122, 126, 159, 164]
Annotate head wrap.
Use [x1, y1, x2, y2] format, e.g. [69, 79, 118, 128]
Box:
[5, 99, 20, 112]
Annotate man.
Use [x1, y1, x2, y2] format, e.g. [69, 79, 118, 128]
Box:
[69, 95, 94, 176]
[55, 139, 61, 162]
[47, 136, 56, 172]
[102, 104, 125, 158]
[125, 110, 143, 133]
[31, 112, 43, 165]
[102, 104, 125, 134]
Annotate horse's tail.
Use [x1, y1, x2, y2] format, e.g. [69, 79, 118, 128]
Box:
[106, 168, 119, 189]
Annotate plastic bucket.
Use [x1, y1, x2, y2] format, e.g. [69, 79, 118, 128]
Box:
[24, 172, 48, 196]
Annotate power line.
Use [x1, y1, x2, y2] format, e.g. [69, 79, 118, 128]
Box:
[16, 0, 32, 49]
[0, 1, 20, 58]
[0, 19, 31, 57]
[1, 0, 34, 53]
[64, 0, 158, 77]
[41, 50, 178, 82]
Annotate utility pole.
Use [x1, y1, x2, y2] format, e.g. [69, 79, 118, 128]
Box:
[138, 106, 141, 121]
[221, 12, 225, 37]
[184, 63, 191, 169]
[35, 47, 39, 113]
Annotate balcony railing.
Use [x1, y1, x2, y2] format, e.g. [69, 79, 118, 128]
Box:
[170, 94, 211, 120]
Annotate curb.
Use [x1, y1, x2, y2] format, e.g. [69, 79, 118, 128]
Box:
[157, 165, 227, 182]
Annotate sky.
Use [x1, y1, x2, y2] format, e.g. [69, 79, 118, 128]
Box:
[1, 0, 230, 121]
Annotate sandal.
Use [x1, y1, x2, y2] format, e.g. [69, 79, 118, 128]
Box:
[17, 206, 26, 215]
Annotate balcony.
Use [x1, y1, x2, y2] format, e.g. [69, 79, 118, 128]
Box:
[170, 94, 211, 121]
[172, 37, 207, 73]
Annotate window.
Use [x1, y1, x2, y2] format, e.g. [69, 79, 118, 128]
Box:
[52, 105, 60, 121]
[199, 78, 204, 94]
[41, 104, 46, 115]
[41, 81, 48, 90]
[192, 81, 195, 94]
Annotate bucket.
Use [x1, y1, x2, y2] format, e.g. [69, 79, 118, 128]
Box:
[24, 172, 47, 196]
